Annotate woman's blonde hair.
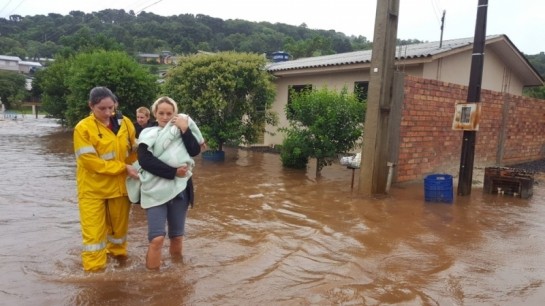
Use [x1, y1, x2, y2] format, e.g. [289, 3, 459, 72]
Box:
[151, 96, 178, 117]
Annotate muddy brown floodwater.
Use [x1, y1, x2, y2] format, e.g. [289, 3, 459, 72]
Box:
[1, 117, 545, 306]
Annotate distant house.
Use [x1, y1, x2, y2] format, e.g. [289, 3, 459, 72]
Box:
[137, 53, 161, 64]
[0, 55, 22, 72]
[0, 56, 42, 93]
[137, 51, 174, 64]
[264, 34, 543, 146]
[0, 55, 43, 74]
[18, 60, 42, 74]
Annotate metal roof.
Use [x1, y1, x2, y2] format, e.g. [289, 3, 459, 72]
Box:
[0, 55, 22, 62]
[137, 53, 160, 58]
[267, 35, 503, 72]
[19, 61, 42, 67]
[266, 34, 543, 86]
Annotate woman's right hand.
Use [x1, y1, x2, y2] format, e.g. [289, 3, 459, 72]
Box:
[172, 114, 189, 133]
[175, 164, 188, 177]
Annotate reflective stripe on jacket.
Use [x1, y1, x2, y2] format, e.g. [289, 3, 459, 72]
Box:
[74, 114, 137, 199]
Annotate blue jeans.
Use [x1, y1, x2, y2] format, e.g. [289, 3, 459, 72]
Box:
[146, 191, 190, 241]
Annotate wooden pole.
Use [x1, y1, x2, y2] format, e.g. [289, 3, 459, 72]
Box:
[457, 0, 488, 196]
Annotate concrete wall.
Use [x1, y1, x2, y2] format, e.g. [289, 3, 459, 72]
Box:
[421, 48, 524, 95]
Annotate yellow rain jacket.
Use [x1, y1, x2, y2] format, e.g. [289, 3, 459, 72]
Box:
[74, 115, 137, 199]
[73, 114, 137, 271]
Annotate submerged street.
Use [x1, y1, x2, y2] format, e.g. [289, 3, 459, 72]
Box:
[1, 117, 545, 305]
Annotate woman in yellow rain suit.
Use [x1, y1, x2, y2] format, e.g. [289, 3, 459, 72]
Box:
[73, 86, 139, 271]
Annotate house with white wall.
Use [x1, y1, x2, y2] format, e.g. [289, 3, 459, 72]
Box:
[18, 60, 43, 74]
[263, 34, 543, 147]
[0, 55, 22, 72]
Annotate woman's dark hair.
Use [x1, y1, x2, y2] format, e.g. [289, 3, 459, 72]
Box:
[89, 86, 118, 105]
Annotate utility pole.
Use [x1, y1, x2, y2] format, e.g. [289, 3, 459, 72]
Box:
[457, 0, 488, 196]
[358, 0, 400, 196]
[439, 10, 446, 48]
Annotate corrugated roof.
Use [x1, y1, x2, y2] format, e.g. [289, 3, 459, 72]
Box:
[0, 55, 22, 62]
[267, 35, 503, 72]
[19, 61, 42, 67]
[137, 53, 160, 58]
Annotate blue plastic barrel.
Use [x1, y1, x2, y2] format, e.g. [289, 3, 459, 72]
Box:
[424, 174, 453, 203]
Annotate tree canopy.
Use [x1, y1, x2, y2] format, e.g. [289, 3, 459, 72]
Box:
[0, 70, 27, 109]
[164, 51, 277, 151]
[525, 52, 545, 99]
[0, 9, 375, 60]
[35, 50, 159, 126]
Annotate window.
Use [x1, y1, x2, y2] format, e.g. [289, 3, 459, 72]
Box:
[287, 84, 312, 118]
[354, 81, 369, 102]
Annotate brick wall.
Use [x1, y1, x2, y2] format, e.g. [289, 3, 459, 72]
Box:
[396, 75, 545, 182]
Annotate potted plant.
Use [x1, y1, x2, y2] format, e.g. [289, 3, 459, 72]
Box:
[164, 51, 277, 161]
[200, 135, 225, 161]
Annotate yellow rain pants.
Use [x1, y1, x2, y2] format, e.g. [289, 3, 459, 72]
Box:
[78, 197, 130, 271]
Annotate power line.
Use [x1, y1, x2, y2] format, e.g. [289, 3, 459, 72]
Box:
[0, 0, 15, 17]
[130, 0, 155, 10]
[6, 0, 27, 17]
[430, 0, 442, 24]
[136, 0, 164, 15]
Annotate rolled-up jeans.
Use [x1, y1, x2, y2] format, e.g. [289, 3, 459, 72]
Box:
[146, 190, 190, 242]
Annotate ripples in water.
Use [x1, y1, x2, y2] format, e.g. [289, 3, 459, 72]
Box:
[2, 118, 545, 305]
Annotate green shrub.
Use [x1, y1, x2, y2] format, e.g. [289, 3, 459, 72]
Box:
[280, 86, 365, 175]
[280, 132, 310, 169]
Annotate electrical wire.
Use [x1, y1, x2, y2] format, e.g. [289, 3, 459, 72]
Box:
[430, 0, 442, 24]
[5, 0, 27, 17]
[136, 0, 164, 15]
[0, 0, 15, 17]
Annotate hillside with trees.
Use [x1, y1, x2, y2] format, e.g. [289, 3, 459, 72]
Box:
[0, 9, 375, 61]
[1, 9, 543, 106]
[2, 9, 542, 69]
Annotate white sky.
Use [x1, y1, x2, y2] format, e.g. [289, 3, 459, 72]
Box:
[0, 0, 542, 55]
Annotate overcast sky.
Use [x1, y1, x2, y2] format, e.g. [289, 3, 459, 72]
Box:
[1, 0, 542, 55]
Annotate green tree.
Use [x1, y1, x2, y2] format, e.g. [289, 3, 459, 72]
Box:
[64, 50, 159, 126]
[164, 51, 277, 151]
[280, 87, 365, 176]
[33, 57, 70, 121]
[524, 86, 545, 99]
[349, 35, 373, 50]
[525, 52, 545, 99]
[35, 50, 158, 126]
[1, 9, 379, 60]
[0, 37, 24, 55]
[284, 35, 335, 58]
[0, 70, 27, 109]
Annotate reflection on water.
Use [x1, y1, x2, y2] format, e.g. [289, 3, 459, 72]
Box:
[1, 118, 545, 305]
